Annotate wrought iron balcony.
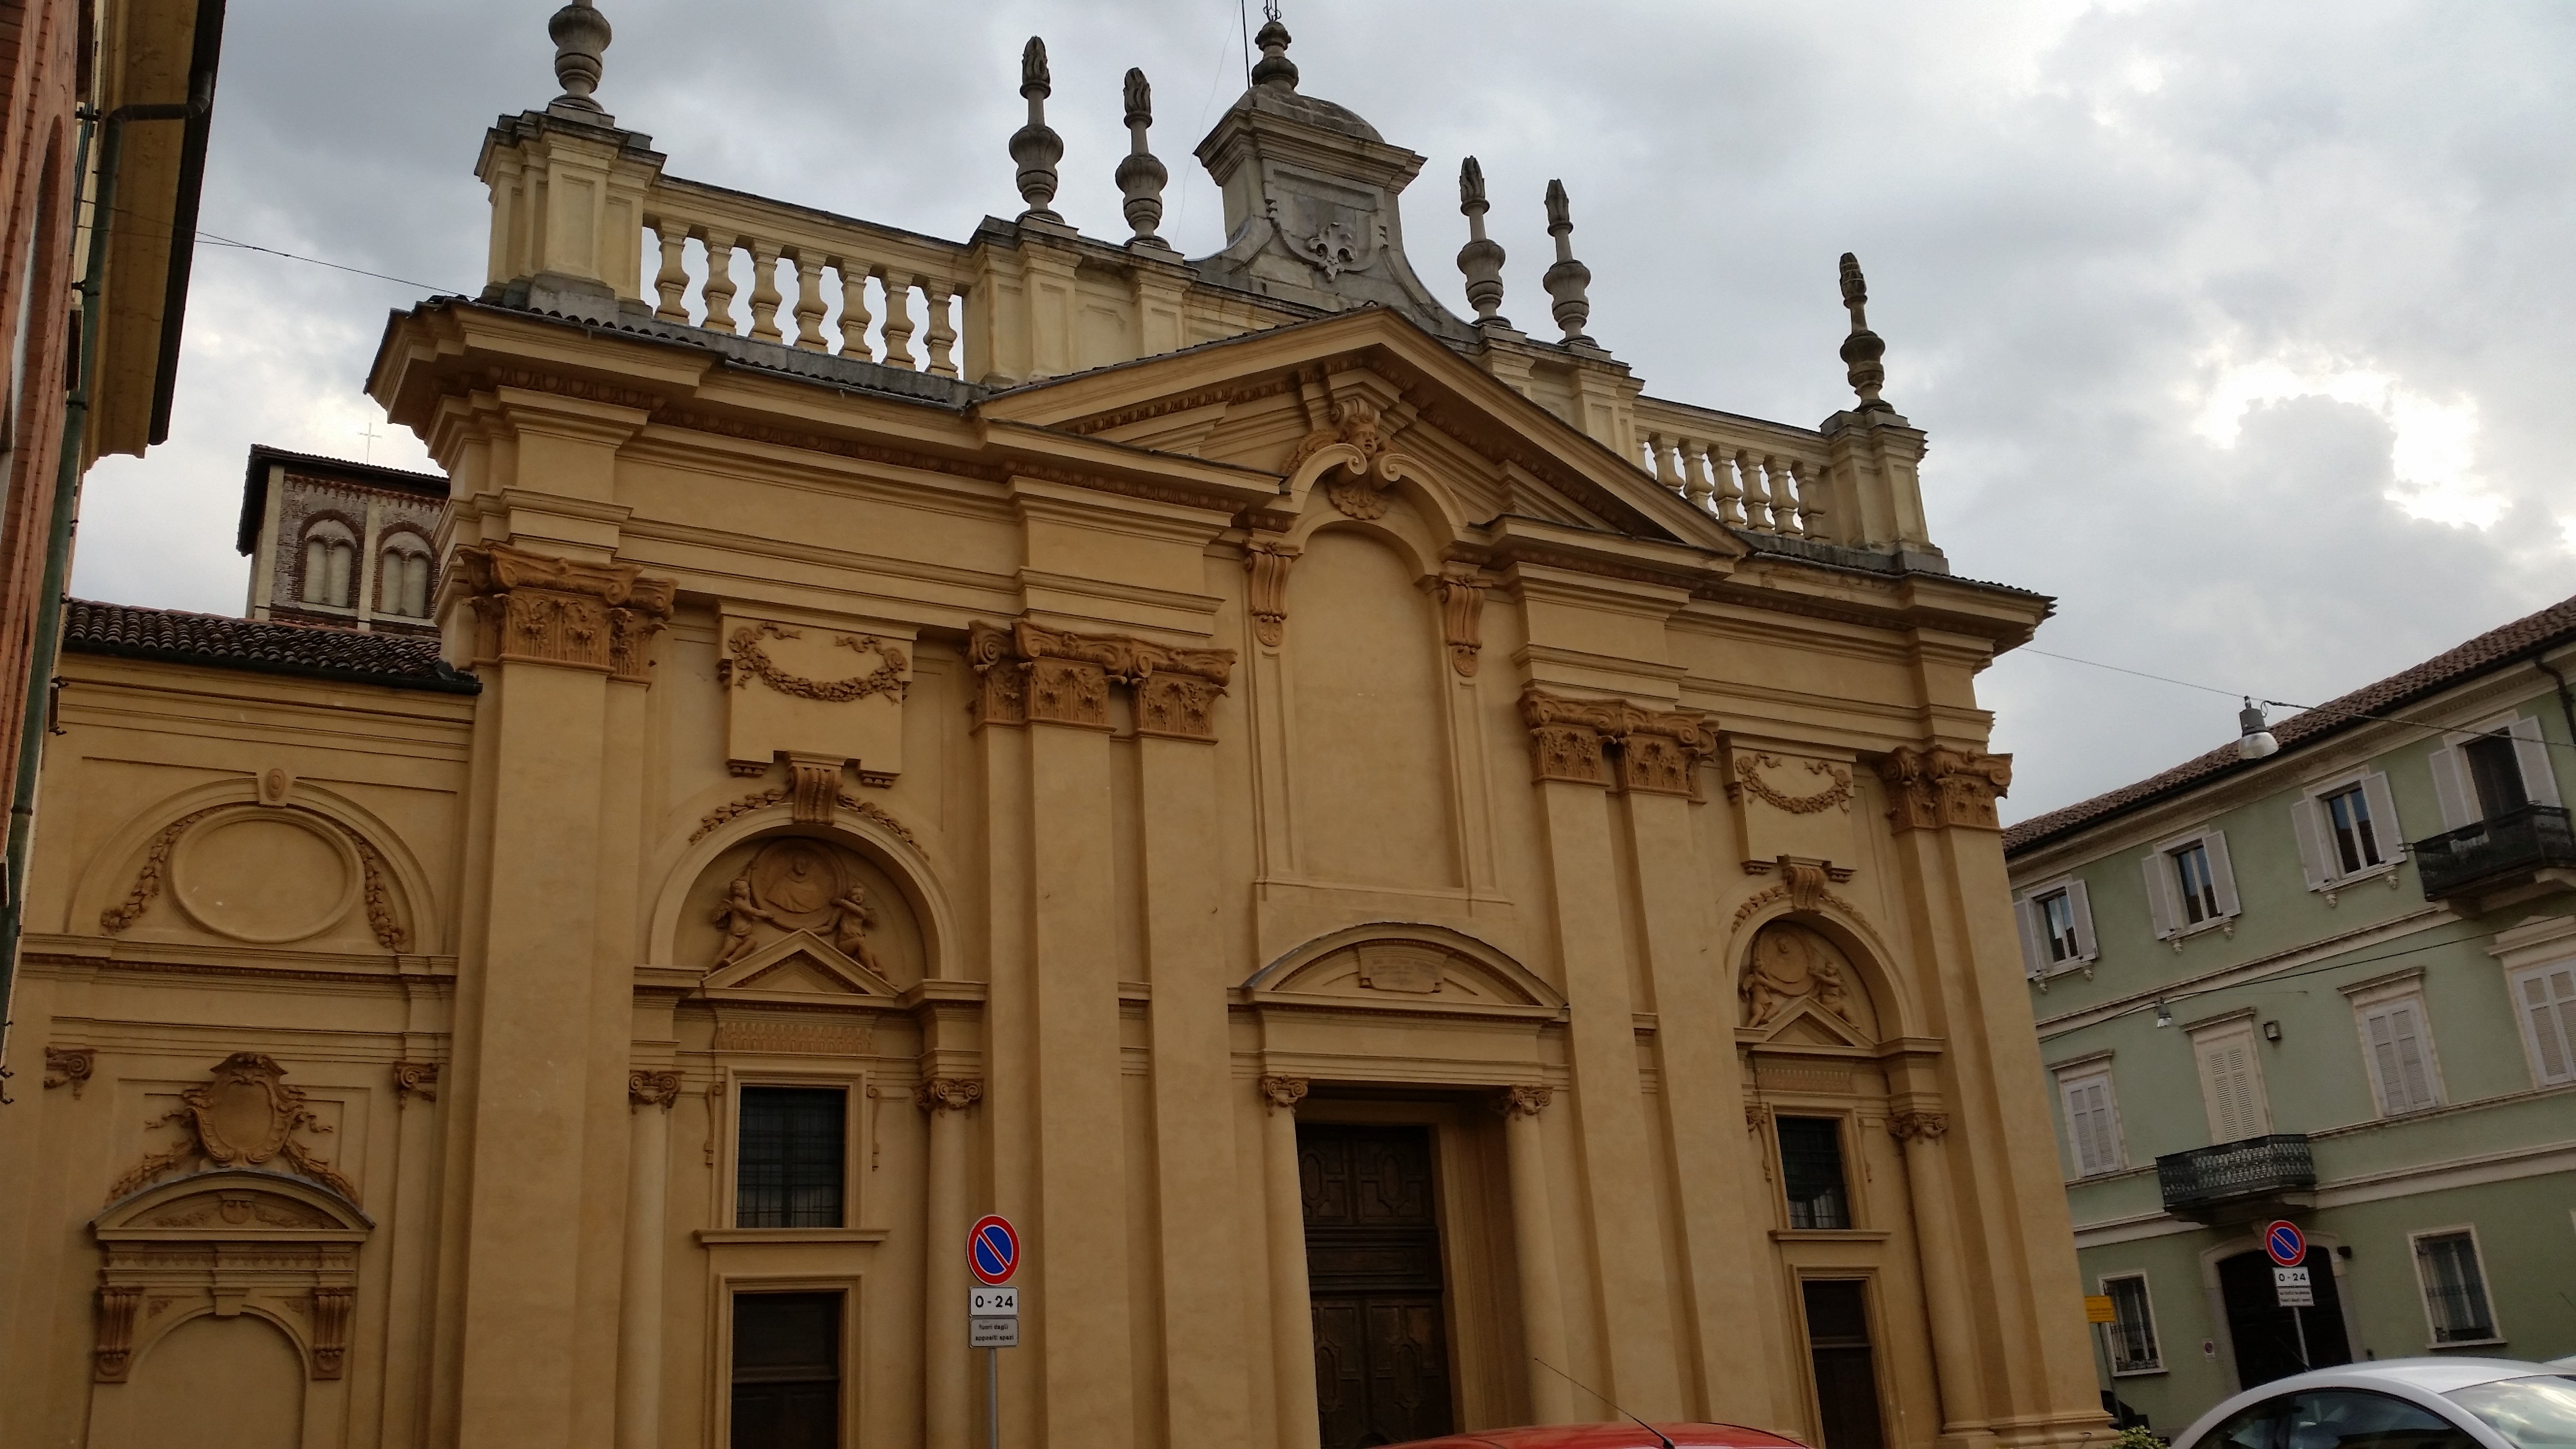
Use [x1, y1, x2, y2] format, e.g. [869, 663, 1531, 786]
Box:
[2157, 1135, 2316, 1221]
[2411, 805, 2576, 904]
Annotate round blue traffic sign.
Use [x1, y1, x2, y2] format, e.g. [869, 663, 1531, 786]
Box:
[2264, 1219, 2306, 1268]
[970, 1214, 1020, 1286]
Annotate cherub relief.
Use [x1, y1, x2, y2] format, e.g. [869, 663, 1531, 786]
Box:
[1739, 923, 1859, 1030]
[712, 872, 775, 968]
[707, 839, 899, 979]
[829, 885, 886, 977]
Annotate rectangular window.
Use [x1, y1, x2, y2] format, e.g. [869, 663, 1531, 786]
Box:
[2413, 1231, 2497, 1344]
[737, 1086, 847, 1229]
[731, 1291, 842, 1448]
[2511, 961, 2576, 1086]
[2358, 998, 2442, 1116]
[2173, 843, 2219, 925]
[2038, 890, 2079, 963]
[1777, 1116, 1851, 1230]
[1801, 1279, 1887, 1449]
[2323, 785, 2383, 875]
[2463, 734, 2531, 820]
[2191, 1021, 2270, 1144]
[2104, 1274, 2162, 1373]
[2057, 1069, 2124, 1176]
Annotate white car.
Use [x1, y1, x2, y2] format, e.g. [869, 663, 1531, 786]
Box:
[2171, 1360, 2576, 1449]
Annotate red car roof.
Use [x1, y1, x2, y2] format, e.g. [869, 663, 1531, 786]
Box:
[1387, 1423, 1813, 1449]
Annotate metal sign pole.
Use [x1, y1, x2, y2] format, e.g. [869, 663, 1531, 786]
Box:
[988, 1344, 999, 1449]
[2292, 1306, 2308, 1369]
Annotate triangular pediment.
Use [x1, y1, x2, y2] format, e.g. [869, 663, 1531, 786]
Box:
[976, 308, 1747, 563]
[701, 930, 897, 1001]
[1745, 998, 1873, 1050]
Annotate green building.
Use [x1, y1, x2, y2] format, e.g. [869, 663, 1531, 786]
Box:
[2004, 594, 2576, 1432]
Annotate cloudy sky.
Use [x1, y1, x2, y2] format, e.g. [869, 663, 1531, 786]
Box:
[75, 1, 2576, 822]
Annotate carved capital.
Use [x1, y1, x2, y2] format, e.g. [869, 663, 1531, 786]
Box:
[1244, 541, 1299, 648]
[1879, 745, 2012, 832]
[1744, 1102, 1773, 1132]
[393, 1061, 440, 1104]
[628, 1070, 683, 1111]
[1519, 688, 1714, 793]
[450, 543, 674, 679]
[94, 1285, 141, 1382]
[44, 1046, 95, 1097]
[967, 619, 1237, 740]
[1434, 570, 1487, 677]
[1257, 1075, 1309, 1113]
[915, 1077, 985, 1113]
[1492, 1083, 1553, 1119]
[1888, 1111, 1950, 1144]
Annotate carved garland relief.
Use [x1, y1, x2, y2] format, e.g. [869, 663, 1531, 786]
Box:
[100, 805, 408, 950]
[691, 786, 918, 848]
[1726, 752, 1854, 815]
[968, 619, 1235, 740]
[1518, 687, 1715, 795]
[720, 622, 910, 703]
[105, 1053, 359, 1206]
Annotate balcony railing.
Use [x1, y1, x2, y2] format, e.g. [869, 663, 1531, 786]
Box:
[2411, 805, 2576, 902]
[2157, 1134, 2315, 1218]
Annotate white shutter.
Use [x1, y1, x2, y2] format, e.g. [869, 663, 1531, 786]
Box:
[2361, 771, 2405, 863]
[2061, 1074, 2119, 1175]
[2518, 966, 2576, 1084]
[2290, 795, 2330, 888]
[2205, 831, 2241, 918]
[2430, 743, 2473, 828]
[2509, 716, 2563, 807]
[2194, 1030, 2268, 1143]
[2067, 879, 2097, 961]
[2365, 1000, 2439, 1113]
[2142, 853, 2178, 939]
[2014, 898, 2047, 979]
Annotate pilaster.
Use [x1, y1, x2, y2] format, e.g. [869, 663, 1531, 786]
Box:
[1495, 1086, 1572, 1424]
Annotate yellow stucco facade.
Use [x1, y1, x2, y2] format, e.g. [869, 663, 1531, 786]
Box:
[0, 12, 2108, 1449]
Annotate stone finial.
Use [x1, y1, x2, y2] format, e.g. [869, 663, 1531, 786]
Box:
[1838, 252, 1890, 411]
[1116, 68, 1171, 249]
[546, 0, 613, 118]
[1541, 179, 1595, 346]
[1011, 37, 1066, 224]
[1250, 6, 1298, 91]
[1455, 157, 1510, 327]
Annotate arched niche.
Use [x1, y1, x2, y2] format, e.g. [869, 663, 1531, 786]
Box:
[646, 801, 953, 987]
[1729, 897, 1920, 1046]
[70, 779, 438, 955]
[90, 1169, 371, 1386]
[1736, 919, 1883, 1047]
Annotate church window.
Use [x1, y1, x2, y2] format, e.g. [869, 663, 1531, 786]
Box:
[736, 1086, 846, 1228]
[298, 522, 357, 608]
[731, 1290, 842, 1447]
[1777, 1116, 1851, 1229]
[378, 544, 432, 618]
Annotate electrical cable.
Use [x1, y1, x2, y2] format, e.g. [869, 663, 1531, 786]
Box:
[2070, 921, 2494, 1030]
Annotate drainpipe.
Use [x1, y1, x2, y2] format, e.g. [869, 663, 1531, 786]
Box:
[2537, 652, 2576, 775]
[0, 27, 221, 1079]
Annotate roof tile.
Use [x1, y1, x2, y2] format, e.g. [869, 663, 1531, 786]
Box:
[63, 600, 480, 694]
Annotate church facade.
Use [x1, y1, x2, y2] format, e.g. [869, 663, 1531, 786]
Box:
[0, 9, 2108, 1449]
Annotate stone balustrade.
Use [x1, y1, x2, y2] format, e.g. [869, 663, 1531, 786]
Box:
[1629, 396, 1836, 544]
[640, 177, 975, 378]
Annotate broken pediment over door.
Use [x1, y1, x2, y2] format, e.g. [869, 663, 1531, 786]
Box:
[717, 607, 917, 783]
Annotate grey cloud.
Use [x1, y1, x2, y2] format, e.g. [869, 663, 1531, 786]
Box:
[73, 0, 2576, 823]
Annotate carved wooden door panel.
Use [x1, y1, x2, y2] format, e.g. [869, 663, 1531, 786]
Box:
[1300, 1124, 1454, 1449]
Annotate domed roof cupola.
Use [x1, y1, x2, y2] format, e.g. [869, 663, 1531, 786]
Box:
[1191, 8, 1470, 339]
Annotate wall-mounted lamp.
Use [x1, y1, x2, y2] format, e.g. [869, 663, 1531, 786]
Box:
[2154, 998, 2174, 1028]
[2262, 1020, 2283, 1042]
[2238, 697, 2281, 761]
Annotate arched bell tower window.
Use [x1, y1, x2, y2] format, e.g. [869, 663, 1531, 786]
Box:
[296, 519, 357, 609]
[376, 531, 432, 619]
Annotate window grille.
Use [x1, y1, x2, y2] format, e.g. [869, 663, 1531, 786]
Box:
[737, 1087, 846, 1229]
[1777, 1116, 1850, 1230]
[2105, 1275, 2160, 1372]
[2414, 1231, 2496, 1343]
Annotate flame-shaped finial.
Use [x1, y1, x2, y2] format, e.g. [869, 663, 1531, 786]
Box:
[1118, 68, 1170, 248]
[1010, 38, 1065, 224]
[1838, 252, 1889, 411]
[1021, 36, 1051, 98]
[1455, 158, 1508, 327]
[1541, 180, 1594, 346]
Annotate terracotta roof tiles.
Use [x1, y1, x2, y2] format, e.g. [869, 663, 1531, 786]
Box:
[63, 600, 481, 694]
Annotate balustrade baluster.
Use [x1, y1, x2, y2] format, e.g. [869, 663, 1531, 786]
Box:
[701, 232, 740, 334]
[747, 240, 786, 342]
[836, 262, 873, 359]
[1714, 447, 1746, 526]
[880, 273, 918, 370]
[1649, 433, 1681, 492]
[1774, 460, 1805, 537]
[1682, 441, 1714, 514]
[1791, 462, 1825, 541]
[1745, 454, 1777, 531]
[651, 222, 689, 322]
[923, 281, 960, 378]
[790, 253, 828, 352]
